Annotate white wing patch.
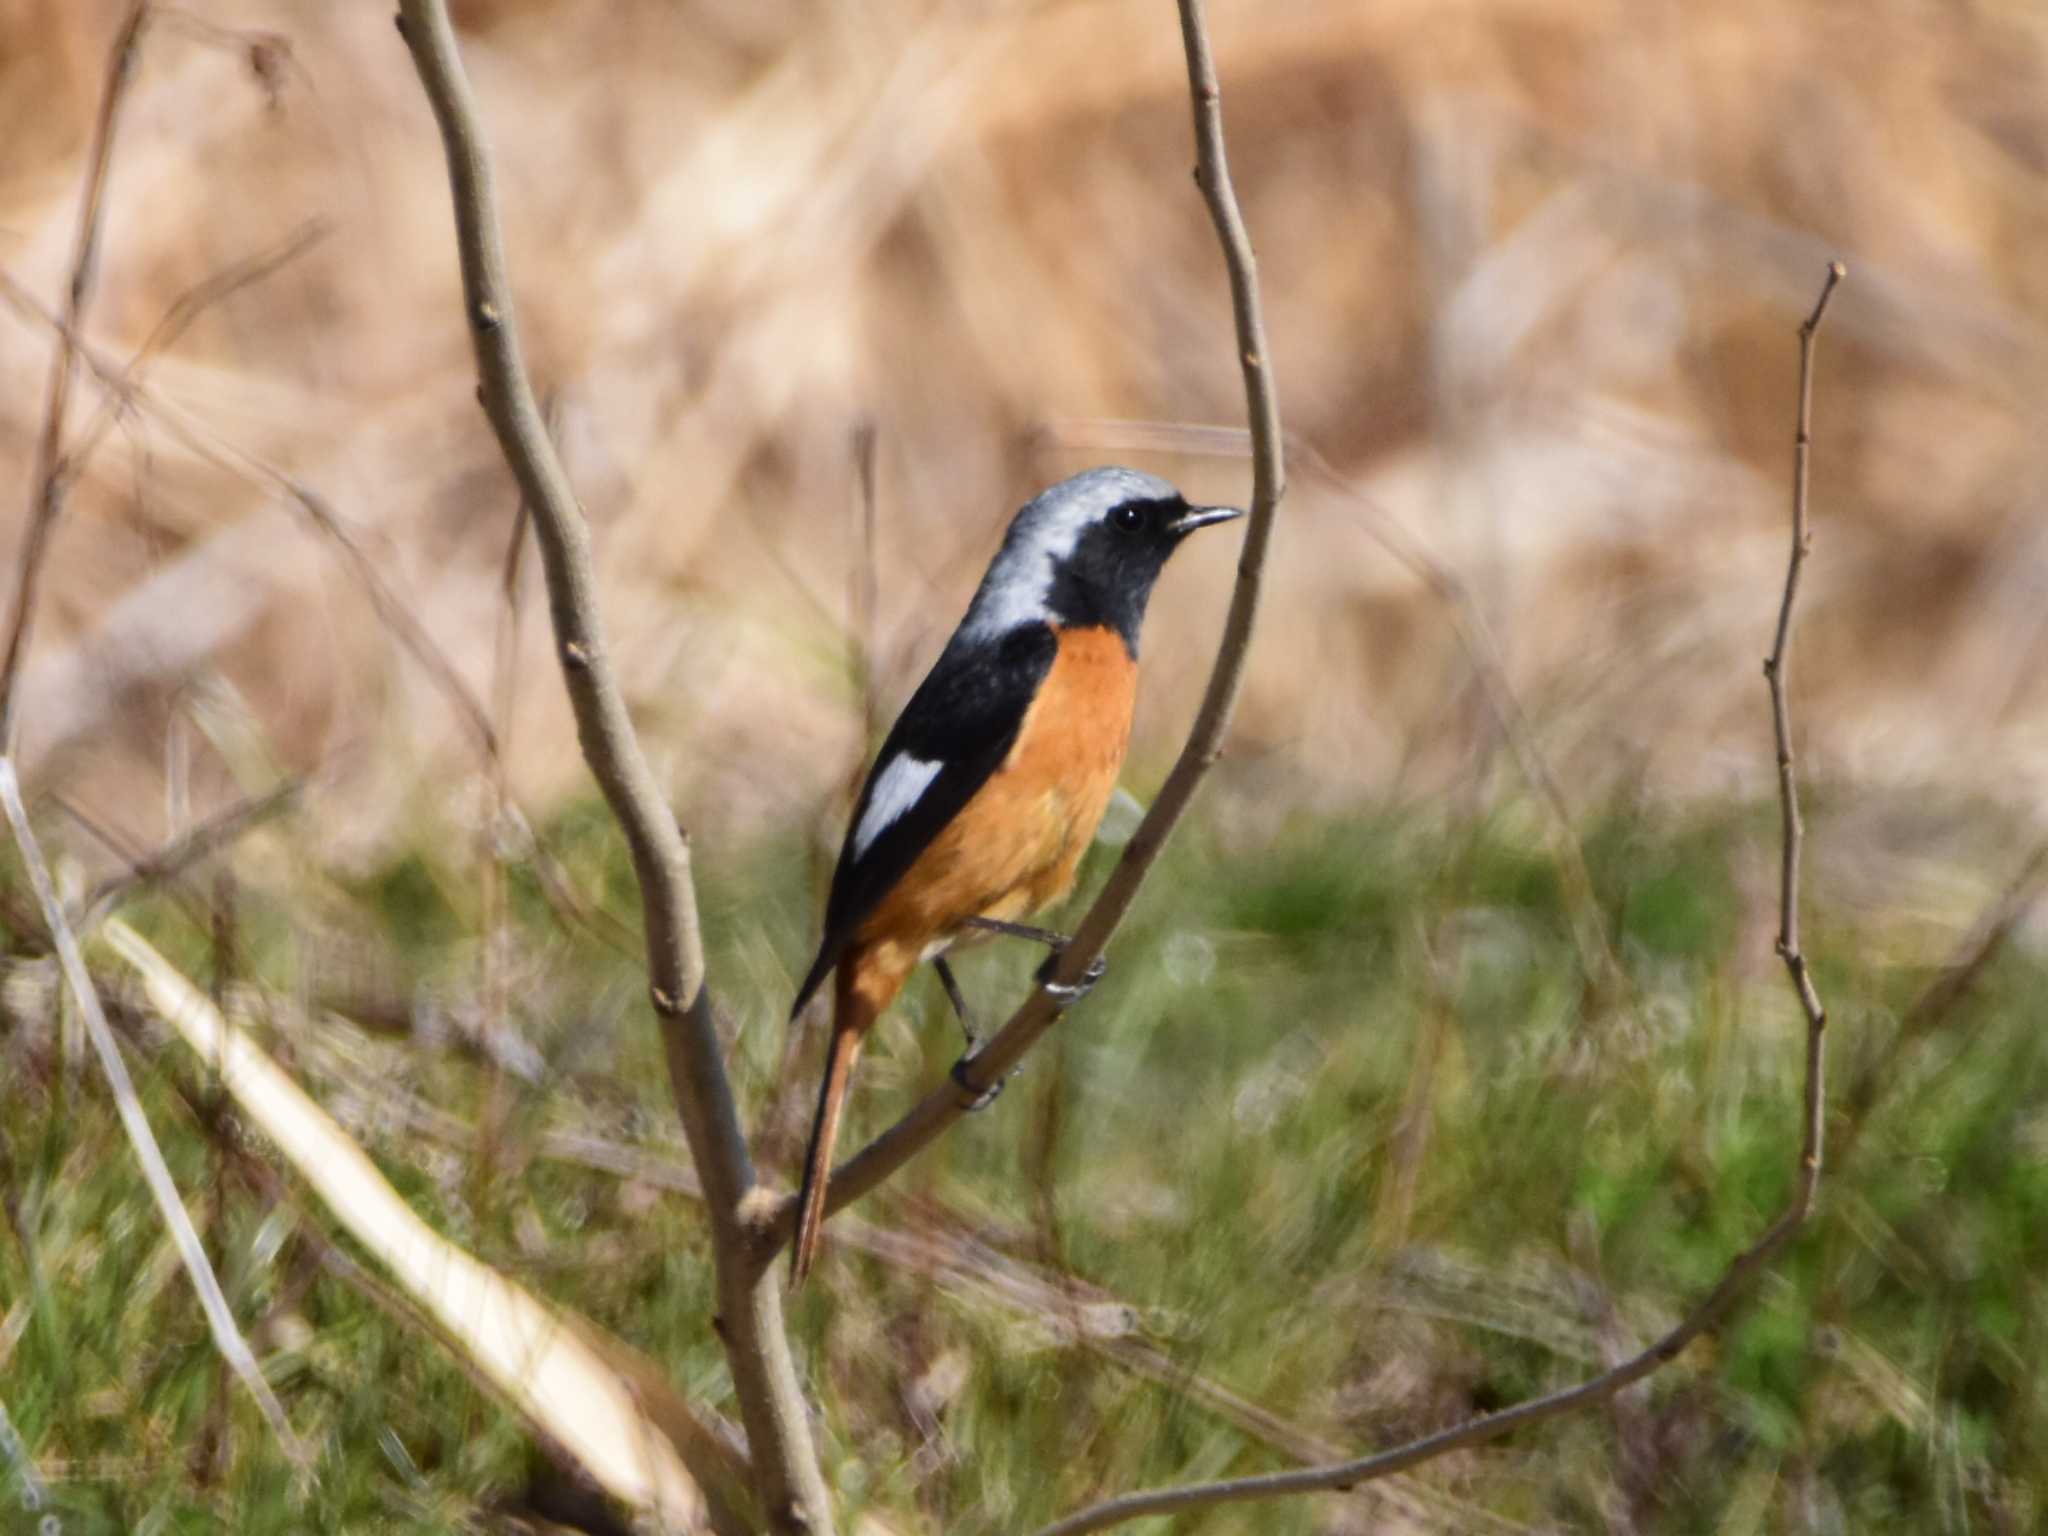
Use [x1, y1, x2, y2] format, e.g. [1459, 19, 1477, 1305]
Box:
[852, 753, 944, 859]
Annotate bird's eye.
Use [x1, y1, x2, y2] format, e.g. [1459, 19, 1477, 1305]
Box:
[1112, 503, 1148, 533]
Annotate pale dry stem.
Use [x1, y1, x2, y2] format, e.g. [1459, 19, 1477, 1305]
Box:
[0, 758, 309, 1469]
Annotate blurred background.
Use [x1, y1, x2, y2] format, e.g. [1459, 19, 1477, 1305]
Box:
[6, 0, 2048, 1532]
[6, 0, 2047, 848]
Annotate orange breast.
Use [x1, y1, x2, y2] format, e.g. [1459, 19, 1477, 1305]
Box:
[851, 625, 1137, 988]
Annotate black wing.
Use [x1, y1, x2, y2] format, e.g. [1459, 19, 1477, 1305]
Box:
[790, 622, 1057, 1018]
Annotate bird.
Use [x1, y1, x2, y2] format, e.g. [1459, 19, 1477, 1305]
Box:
[787, 465, 1242, 1284]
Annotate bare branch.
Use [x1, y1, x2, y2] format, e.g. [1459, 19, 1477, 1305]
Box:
[768, 0, 1287, 1247]
[1029, 262, 1846, 1536]
[391, 3, 828, 1528]
[0, 1, 151, 751]
[0, 758, 307, 1467]
[1767, 262, 1846, 1038]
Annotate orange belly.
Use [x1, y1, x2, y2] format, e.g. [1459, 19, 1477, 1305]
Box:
[845, 624, 1136, 1012]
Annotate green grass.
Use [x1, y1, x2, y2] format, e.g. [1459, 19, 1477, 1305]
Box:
[2, 796, 2044, 1532]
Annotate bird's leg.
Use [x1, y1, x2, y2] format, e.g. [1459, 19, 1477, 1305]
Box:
[933, 956, 975, 1048]
[934, 955, 1003, 1112]
[960, 915, 1108, 1004]
[962, 915, 1069, 948]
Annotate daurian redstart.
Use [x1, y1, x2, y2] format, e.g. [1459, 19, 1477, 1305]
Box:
[788, 466, 1240, 1283]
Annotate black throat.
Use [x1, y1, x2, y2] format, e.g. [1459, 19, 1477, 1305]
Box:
[1043, 511, 1182, 657]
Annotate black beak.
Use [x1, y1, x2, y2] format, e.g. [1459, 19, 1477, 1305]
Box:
[1165, 504, 1244, 537]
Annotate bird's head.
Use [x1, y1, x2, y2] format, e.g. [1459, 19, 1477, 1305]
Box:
[961, 467, 1242, 654]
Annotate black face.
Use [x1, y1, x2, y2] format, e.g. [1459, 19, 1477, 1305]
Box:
[1046, 495, 1202, 655]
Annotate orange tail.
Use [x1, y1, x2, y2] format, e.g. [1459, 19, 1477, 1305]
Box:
[791, 1019, 865, 1286]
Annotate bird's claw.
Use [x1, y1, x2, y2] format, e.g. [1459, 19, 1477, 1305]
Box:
[950, 1056, 1004, 1111]
[1036, 950, 1108, 1004]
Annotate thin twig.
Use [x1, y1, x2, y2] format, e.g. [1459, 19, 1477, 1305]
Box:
[195, 867, 239, 1487]
[1832, 837, 2048, 1172]
[73, 771, 309, 930]
[493, 431, 537, 773]
[48, 219, 329, 507]
[392, 4, 828, 1530]
[473, 399, 546, 1215]
[1767, 264, 1846, 1039]
[1029, 262, 1846, 1536]
[292, 478, 504, 762]
[0, 757, 307, 1466]
[0, 1, 151, 751]
[1373, 920, 1455, 1248]
[849, 418, 882, 750]
[497, 802, 647, 960]
[1290, 437, 1623, 1000]
[152, 5, 302, 110]
[767, 0, 1286, 1248]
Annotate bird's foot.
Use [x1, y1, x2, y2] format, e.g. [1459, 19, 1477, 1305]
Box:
[950, 1055, 1005, 1112]
[1036, 950, 1108, 1005]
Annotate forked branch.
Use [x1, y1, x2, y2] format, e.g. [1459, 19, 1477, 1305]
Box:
[393, 3, 828, 1529]
[1030, 265, 1846, 1536]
